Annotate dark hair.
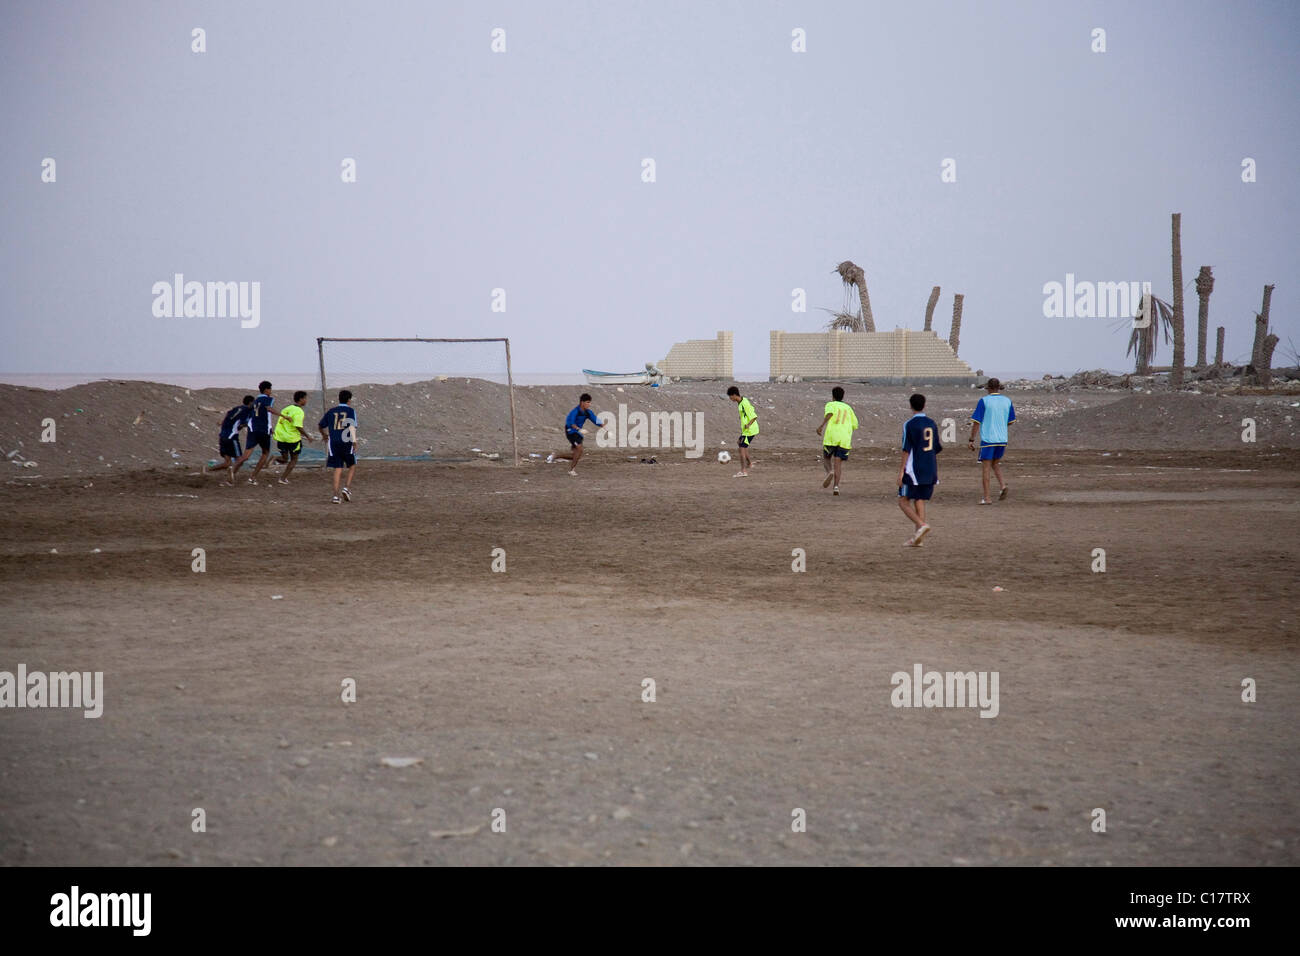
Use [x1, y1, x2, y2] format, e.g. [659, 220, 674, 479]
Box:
[579, 393, 592, 403]
[986, 378, 1001, 392]
[831, 386, 845, 401]
[909, 393, 926, 411]
[258, 380, 272, 392]
[241, 394, 254, 405]
[293, 390, 308, 402]
[726, 386, 740, 397]
[339, 390, 353, 404]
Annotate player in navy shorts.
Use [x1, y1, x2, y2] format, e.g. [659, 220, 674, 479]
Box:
[897, 393, 943, 547]
[209, 395, 254, 484]
[318, 389, 358, 504]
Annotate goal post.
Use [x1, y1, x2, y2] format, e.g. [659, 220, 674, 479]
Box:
[316, 337, 519, 465]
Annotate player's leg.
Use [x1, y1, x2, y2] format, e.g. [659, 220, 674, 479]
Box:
[250, 442, 271, 480]
[991, 457, 1008, 498]
[832, 453, 843, 488]
[898, 493, 921, 528]
[911, 495, 931, 544]
[822, 449, 834, 487]
[569, 442, 584, 474]
[281, 447, 300, 482]
[341, 462, 355, 500]
[980, 458, 992, 502]
[735, 437, 750, 476]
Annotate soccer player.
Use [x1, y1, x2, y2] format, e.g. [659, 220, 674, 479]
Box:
[726, 386, 759, 477]
[967, 378, 1016, 504]
[235, 380, 280, 484]
[318, 389, 358, 504]
[898, 393, 943, 546]
[208, 395, 254, 484]
[551, 393, 604, 476]
[272, 390, 314, 484]
[815, 385, 858, 496]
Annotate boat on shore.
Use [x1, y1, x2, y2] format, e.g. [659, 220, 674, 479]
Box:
[582, 366, 662, 386]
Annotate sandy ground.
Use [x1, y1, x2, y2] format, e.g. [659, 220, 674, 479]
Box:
[1, 443, 1297, 866]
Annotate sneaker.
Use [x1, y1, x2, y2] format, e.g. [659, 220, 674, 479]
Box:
[247, 477, 257, 484]
[278, 479, 290, 485]
[332, 495, 341, 504]
[733, 471, 748, 478]
[341, 487, 351, 501]
[832, 486, 840, 496]
[978, 498, 990, 505]
[999, 486, 1009, 500]
[912, 524, 931, 545]
[568, 469, 578, 477]
[546, 454, 555, 463]
[822, 473, 834, 489]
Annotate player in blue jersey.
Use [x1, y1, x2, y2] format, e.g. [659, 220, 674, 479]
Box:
[550, 393, 605, 476]
[967, 378, 1016, 504]
[208, 395, 254, 484]
[898, 393, 943, 546]
[318, 389, 358, 504]
[234, 381, 281, 484]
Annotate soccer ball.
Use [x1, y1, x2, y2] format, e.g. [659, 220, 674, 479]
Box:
[718, 451, 731, 463]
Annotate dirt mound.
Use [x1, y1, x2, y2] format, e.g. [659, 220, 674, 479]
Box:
[1027, 391, 1300, 450]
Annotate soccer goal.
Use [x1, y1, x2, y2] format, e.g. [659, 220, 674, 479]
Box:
[316, 337, 518, 465]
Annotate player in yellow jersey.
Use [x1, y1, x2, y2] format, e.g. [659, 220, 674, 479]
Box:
[271, 390, 315, 484]
[816, 385, 858, 496]
[726, 385, 759, 477]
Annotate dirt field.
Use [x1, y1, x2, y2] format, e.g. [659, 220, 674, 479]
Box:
[2, 437, 1297, 866]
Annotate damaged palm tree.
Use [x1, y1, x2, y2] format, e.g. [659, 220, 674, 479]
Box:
[826, 260, 875, 333]
[924, 286, 941, 332]
[1253, 284, 1278, 385]
[1127, 291, 1174, 375]
[1170, 214, 1186, 386]
[949, 294, 964, 355]
[1195, 266, 1214, 368]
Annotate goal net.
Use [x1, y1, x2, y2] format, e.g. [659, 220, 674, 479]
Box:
[316, 337, 518, 464]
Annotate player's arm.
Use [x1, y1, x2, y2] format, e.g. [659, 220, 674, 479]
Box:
[816, 412, 832, 437]
[897, 448, 910, 484]
[967, 420, 980, 448]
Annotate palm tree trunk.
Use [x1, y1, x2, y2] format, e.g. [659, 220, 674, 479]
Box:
[949, 294, 964, 356]
[1259, 334, 1280, 386]
[1170, 213, 1185, 386]
[1215, 326, 1224, 366]
[1252, 284, 1275, 372]
[924, 286, 940, 332]
[1136, 292, 1152, 375]
[858, 277, 875, 333]
[1195, 266, 1213, 368]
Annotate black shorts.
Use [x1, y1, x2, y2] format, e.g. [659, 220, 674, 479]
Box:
[899, 480, 935, 501]
[738, 434, 756, 448]
[277, 440, 302, 458]
[823, 445, 849, 460]
[327, 453, 356, 469]
[567, 432, 584, 446]
[218, 437, 241, 459]
[247, 432, 271, 454]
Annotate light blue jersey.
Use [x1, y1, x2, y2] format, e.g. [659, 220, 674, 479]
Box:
[970, 394, 1016, 446]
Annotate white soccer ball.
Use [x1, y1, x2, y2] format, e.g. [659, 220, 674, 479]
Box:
[718, 451, 731, 463]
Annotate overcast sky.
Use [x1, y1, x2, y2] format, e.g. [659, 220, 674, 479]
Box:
[3, 0, 1297, 380]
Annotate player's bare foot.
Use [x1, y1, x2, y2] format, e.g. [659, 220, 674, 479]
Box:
[912, 524, 931, 545]
[341, 487, 351, 501]
[999, 486, 1009, 500]
[822, 473, 833, 488]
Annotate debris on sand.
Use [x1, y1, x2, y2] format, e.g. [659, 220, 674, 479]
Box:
[380, 757, 423, 768]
